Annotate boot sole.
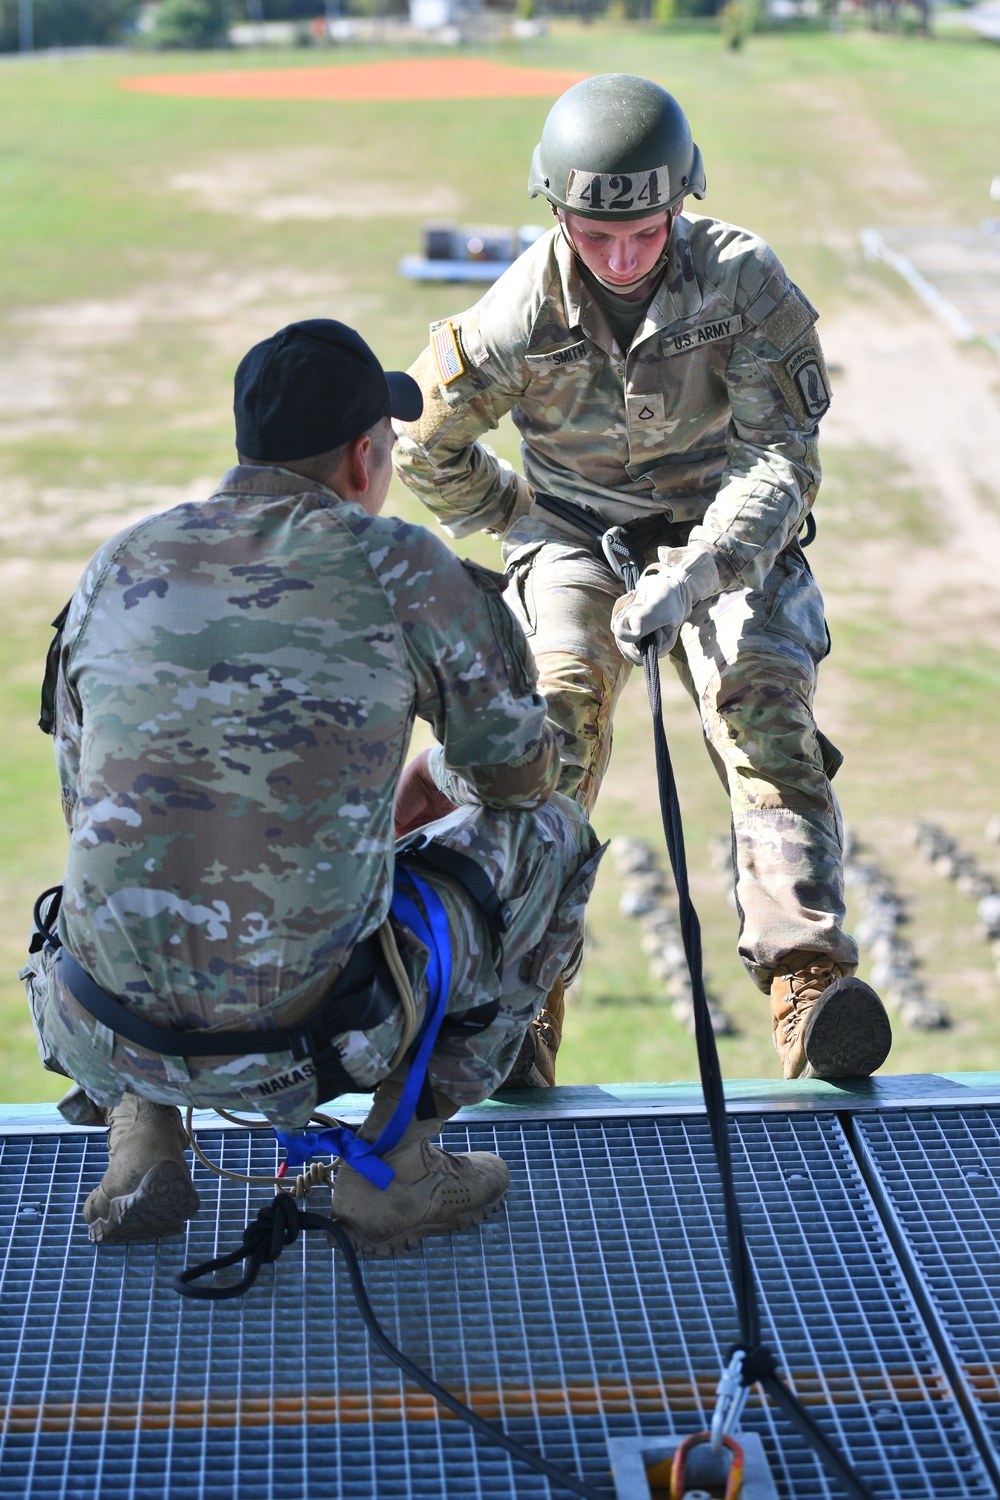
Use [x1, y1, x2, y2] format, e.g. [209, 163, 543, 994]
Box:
[802, 978, 893, 1079]
[84, 1161, 201, 1245]
[332, 1191, 508, 1258]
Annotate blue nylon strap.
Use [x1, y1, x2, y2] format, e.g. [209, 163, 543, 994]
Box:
[274, 865, 454, 1191]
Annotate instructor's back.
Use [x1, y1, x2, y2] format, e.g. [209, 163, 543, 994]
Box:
[26, 319, 602, 1253]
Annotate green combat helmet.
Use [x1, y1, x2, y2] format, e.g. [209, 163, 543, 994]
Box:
[528, 73, 706, 221]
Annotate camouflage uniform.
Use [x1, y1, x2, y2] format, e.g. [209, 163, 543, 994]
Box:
[394, 216, 858, 991]
[24, 464, 602, 1123]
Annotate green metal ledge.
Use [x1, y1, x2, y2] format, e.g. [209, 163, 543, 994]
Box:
[3, 1070, 1000, 1133]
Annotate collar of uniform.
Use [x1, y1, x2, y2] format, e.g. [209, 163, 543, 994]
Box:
[213, 464, 345, 505]
[554, 215, 705, 354]
[555, 231, 617, 358]
[637, 214, 705, 340]
[555, 227, 583, 328]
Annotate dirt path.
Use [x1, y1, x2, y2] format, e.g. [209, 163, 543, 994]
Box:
[820, 299, 1000, 646]
[119, 58, 587, 102]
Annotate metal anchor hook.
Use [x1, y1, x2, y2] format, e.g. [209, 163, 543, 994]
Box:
[710, 1348, 750, 1455]
[671, 1431, 745, 1500]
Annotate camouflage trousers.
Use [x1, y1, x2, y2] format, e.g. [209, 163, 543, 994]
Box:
[502, 516, 858, 993]
[24, 794, 602, 1127]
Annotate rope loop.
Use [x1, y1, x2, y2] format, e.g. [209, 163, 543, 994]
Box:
[254, 1192, 302, 1264]
[174, 1193, 305, 1301]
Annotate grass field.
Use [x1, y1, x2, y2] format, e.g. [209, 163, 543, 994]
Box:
[3, 18, 1000, 1100]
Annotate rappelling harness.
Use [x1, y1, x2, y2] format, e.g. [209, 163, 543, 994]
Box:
[38, 504, 870, 1499]
[531, 487, 817, 567]
[32, 834, 507, 1191]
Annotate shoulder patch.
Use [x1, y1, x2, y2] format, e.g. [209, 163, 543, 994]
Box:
[766, 332, 832, 426]
[39, 597, 72, 736]
[786, 349, 830, 419]
[432, 321, 466, 387]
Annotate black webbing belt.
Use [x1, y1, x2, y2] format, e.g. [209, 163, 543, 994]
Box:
[395, 832, 510, 954]
[56, 947, 376, 1066]
[31, 836, 508, 1070]
[31, 885, 394, 1070]
[534, 491, 693, 559]
[533, 489, 816, 565]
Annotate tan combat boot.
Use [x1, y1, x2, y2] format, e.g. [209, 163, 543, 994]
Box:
[82, 1092, 200, 1244]
[499, 976, 565, 1090]
[331, 1078, 510, 1256]
[770, 951, 892, 1080]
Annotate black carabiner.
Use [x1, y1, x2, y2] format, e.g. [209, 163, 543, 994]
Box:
[30, 884, 64, 955]
[601, 526, 642, 592]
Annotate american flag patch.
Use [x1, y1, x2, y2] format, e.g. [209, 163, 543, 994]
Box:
[432, 321, 466, 386]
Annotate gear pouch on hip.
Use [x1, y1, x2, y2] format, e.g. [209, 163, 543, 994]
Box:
[762, 543, 830, 665]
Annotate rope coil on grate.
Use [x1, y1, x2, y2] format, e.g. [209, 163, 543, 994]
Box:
[175, 1191, 606, 1498]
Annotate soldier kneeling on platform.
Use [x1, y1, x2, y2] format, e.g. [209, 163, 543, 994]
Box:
[23, 318, 602, 1252]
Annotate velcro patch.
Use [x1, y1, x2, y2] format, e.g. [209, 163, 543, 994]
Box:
[745, 275, 787, 328]
[564, 165, 670, 215]
[755, 287, 815, 356]
[525, 340, 589, 369]
[663, 314, 743, 357]
[431, 321, 466, 386]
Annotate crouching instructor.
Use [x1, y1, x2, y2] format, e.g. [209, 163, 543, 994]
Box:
[24, 319, 602, 1252]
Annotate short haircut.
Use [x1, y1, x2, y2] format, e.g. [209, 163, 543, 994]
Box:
[238, 417, 393, 482]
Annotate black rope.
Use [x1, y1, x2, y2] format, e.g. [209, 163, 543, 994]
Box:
[175, 1192, 303, 1302]
[171, 573, 874, 1500]
[176, 1196, 607, 1500]
[640, 638, 875, 1500]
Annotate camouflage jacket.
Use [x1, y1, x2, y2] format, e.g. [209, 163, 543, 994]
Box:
[51, 465, 557, 1034]
[393, 215, 831, 595]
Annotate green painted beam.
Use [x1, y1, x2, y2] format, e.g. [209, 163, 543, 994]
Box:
[4, 1072, 1000, 1134]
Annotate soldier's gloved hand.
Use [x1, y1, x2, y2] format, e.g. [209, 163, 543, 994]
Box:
[611, 546, 721, 666]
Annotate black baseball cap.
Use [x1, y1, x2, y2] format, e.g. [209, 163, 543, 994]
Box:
[234, 318, 423, 462]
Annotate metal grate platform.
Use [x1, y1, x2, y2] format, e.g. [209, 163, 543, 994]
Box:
[856, 1106, 1000, 1488]
[0, 1107, 992, 1499]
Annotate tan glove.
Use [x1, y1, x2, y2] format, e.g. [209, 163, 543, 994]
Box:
[611, 545, 721, 666]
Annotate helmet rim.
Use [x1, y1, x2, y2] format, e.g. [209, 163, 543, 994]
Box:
[527, 74, 706, 220]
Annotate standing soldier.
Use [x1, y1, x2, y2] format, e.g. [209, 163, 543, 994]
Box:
[393, 73, 892, 1087]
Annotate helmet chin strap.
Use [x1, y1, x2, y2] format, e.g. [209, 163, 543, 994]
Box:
[556, 210, 674, 294]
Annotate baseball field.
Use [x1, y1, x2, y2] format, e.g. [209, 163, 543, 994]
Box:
[2, 18, 1000, 1100]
